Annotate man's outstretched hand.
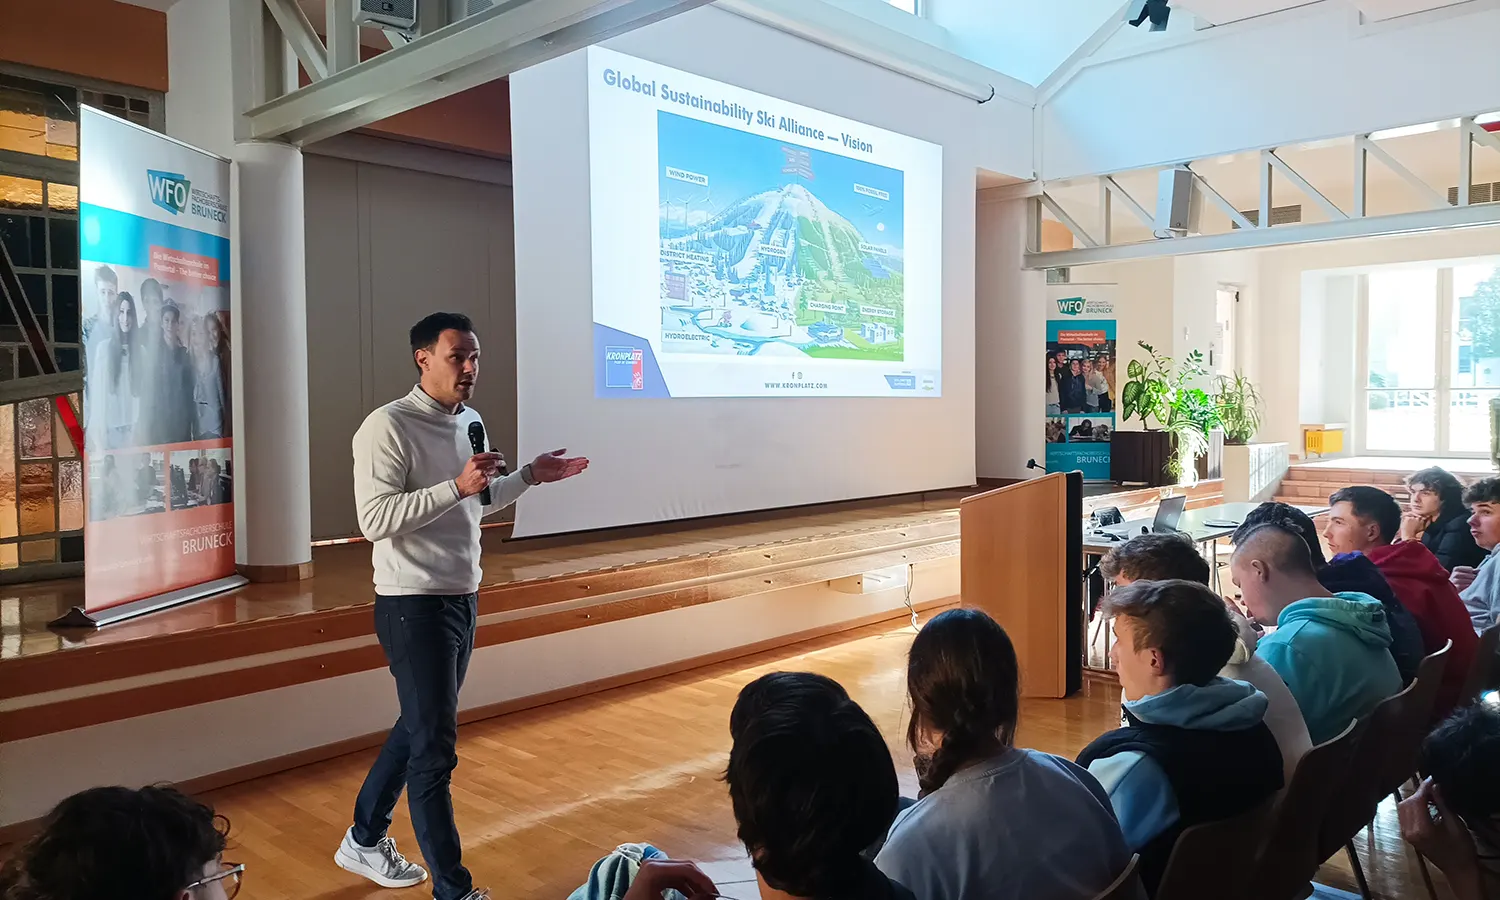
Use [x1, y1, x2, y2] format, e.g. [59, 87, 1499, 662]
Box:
[529, 449, 589, 484]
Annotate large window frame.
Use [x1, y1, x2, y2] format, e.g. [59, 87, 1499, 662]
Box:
[1355, 260, 1500, 459]
[0, 62, 163, 583]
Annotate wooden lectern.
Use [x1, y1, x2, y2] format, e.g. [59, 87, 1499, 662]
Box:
[959, 472, 1083, 698]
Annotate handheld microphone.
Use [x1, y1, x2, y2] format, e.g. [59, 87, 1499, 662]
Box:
[467, 421, 493, 506]
[1026, 458, 1049, 473]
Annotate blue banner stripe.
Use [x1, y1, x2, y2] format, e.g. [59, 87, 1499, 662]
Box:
[79, 203, 231, 275]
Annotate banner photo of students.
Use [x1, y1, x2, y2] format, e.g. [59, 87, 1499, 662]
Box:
[1046, 286, 1116, 482]
[68, 107, 244, 626]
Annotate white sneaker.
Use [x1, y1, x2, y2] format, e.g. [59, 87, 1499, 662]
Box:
[334, 827, 429, 888]
[459, 891, 491, 900]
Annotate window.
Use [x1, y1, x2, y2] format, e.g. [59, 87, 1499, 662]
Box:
[1358, 261, 1500, 457]
[887, 0, 920, 14]
[0, 65, 162, 579]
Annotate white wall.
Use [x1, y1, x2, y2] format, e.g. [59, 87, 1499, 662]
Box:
[975, 196, 1044, 477]
[303, 150, 518, 540]
[1041, 2, 1500, 179]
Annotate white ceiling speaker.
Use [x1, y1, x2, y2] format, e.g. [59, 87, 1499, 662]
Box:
[355, 0, 418, 32]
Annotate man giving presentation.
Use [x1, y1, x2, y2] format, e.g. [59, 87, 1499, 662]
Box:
[336, 312, 588, 900]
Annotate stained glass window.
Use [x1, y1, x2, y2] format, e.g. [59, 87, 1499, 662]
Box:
[0, 66, 161, 579]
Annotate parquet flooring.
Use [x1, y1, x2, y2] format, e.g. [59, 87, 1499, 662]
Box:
[202, 617, 1447, 900]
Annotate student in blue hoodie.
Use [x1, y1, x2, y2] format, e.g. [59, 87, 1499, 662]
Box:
[1232, 502, 1424, 684]
[1077, 580, 1283, 894]
[1230, 523, 1403, 745]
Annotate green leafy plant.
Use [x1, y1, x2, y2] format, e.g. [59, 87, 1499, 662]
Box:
[1121, 342, 1218, 481]
[1120, 342, 1173, 430]
[1214, 371, 1264, 445]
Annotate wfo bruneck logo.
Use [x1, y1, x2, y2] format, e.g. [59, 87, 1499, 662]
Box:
[1056, 297, 1087, 315]
[147, 170, 191, 215]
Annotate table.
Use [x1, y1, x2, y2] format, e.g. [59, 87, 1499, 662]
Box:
[1084, 501, 1330, 555]
[1081, 501, 1329, 672]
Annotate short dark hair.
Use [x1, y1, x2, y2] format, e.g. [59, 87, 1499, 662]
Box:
[905, 609, 1019, 794]
[0, 786, 227, 900]
[1329, 486, 1402, 544]
[409, 312, 475, 369]
[94, 265, 117, 286]
[726, 672, 897, 898]
[1464, 476, 1500, 507]
[1099, 533, 1210, 585]
[1231, 502, 1327, 568]
[1103, 579, 1238, 686]
[1234, 522, 1319, 576]
[161, 303, 181, 324]
[1422, 703, 1500, 824]
[138, 277, 164, 303]
[1407, 467, 1466, 515]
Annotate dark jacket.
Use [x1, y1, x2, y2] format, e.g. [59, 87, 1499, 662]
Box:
[1078, 680, 1283, 895]
[1321, 553, 1426, 685]
[1422, 509, 1488, 573]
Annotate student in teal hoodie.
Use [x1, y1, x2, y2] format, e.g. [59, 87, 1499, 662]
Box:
[1077, 580, 1283, 893]
[1230, 523, 1403, 745]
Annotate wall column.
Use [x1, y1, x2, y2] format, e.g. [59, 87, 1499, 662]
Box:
[168, 0, 313, 579]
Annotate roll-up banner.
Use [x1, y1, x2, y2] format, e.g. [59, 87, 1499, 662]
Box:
[1046, 286, 1116, 483]
[53, 107, 246, 628]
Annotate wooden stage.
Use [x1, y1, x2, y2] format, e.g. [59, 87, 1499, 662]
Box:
[0, 491, 971, 747]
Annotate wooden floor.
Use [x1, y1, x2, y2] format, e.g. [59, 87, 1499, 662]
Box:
[1296, 456, 1498, 476]
[201, 616, 1446, 900]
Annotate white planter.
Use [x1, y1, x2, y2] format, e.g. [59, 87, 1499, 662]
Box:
[1223, 442, 1290, 503]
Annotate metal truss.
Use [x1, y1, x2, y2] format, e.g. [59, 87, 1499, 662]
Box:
[245, 0, 712, 146]
[1023, 116, 1500, 269]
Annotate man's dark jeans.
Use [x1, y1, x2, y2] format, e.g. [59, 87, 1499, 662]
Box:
[353, 593, 478, 900]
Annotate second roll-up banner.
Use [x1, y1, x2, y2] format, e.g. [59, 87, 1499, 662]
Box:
[53, 107, 247, 627]
[1046, 286, 1116, 482]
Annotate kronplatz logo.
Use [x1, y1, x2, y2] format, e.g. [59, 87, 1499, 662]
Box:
[147, 169, 190, 215]
[1055, 297, 1087, 316]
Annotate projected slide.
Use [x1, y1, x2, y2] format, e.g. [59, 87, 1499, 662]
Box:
[588, 47, 942, 398]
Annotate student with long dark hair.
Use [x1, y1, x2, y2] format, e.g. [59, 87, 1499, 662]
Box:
[875, 609, 1136, 900]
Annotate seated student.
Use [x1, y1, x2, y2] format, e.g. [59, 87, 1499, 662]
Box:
[0, 785, 241, 900]
[1233, 501, 1425, 683]
[1099, 533, 1311, 782]
[1325, 486, 1478, 717]
[1077, 580, 1283, 894]
[1403, 467, 1488, 572]
[1398, 703, 1500, 900]
[1453, 476, 1500, 634]
[876, 609, 1136, 900]
[570, 672, 916, 900]
[1231, 523, 1403, 744]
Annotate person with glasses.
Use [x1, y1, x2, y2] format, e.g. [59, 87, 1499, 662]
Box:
[0, 785, 243, 900]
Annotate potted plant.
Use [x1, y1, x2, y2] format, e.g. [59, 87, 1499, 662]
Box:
[1116, 342, 1217, 486]
[1214, 372, 1264, 445]
[1216, 372, 1278, 502]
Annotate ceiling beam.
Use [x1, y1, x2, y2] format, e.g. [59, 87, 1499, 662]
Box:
[248, 0, 710, 143]
[263, 0, 328, 80]
[1022, 200, 1500, 268]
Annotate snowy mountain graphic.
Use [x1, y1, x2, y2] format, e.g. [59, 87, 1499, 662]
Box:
[661, 183, 902, 288]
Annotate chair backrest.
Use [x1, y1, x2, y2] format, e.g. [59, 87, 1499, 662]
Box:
[1374, 640, 1450, 794]
[1460, 623, 1500, 704]
[1090, 853, 1141, 900]
[1154, 796, 1276, 900]
[1250, 719, 1364, 900]
[1314, 677, 1421, 862]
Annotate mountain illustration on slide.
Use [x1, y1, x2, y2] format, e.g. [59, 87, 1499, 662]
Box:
[661, 183, 902, 288]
